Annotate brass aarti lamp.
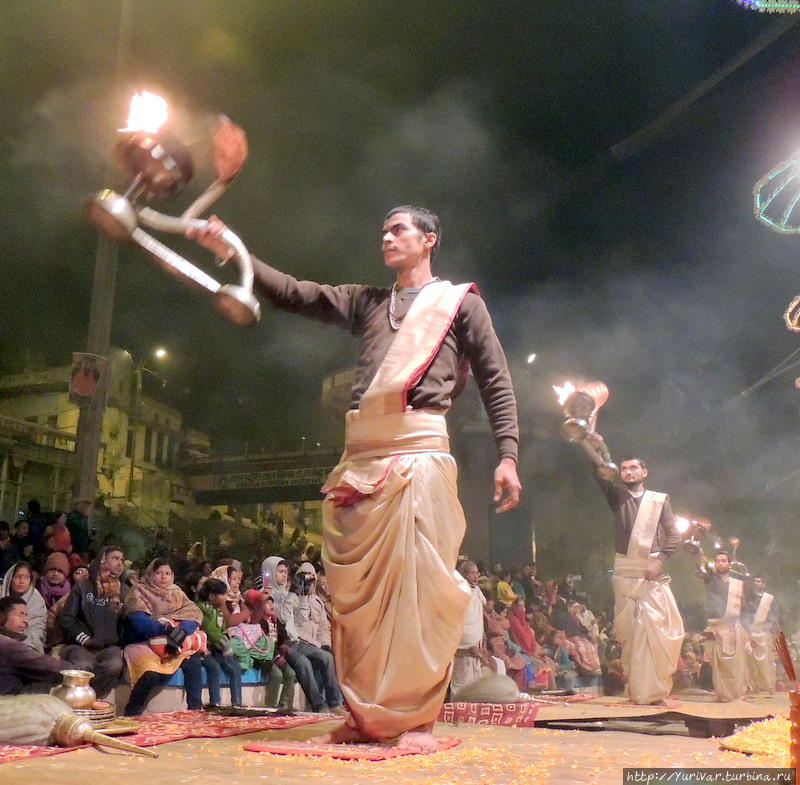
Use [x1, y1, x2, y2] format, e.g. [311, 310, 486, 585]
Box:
[85, 91, 260, 327]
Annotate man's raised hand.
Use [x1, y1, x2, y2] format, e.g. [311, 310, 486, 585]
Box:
[186, 215, 234, 261]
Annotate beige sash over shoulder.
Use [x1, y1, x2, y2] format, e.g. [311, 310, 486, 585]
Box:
[613, 491, 666, 578]
[611, 490, 683, 704]
[322, 280, 474, 496]
[359, 280, 475, 418]
[724, 578, 744, 620]
[753, 592, 774, 626]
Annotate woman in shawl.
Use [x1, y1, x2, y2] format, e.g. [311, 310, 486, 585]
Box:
[1, 561, 46, 652]
[210, 564, 249, 623]
[210, 563, 273, 671]
[121, 558, 205, 716]
[484, 601, 529, 691]
[508, 599, 556, 690]
[563, 602, 601, 680]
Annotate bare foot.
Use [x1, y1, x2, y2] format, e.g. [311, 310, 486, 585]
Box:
[647, 698, 678, 709]
[307, 722, 374, 745]
[396, 729, 439, 753]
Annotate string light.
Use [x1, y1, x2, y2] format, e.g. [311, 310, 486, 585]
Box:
[753, 152, 800, 233]
[736, 0, 800, 11]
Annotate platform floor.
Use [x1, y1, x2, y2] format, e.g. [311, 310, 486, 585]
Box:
[5, 697, 790, 785]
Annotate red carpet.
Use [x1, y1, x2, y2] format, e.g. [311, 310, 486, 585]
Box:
[438, 701, 540, 727]
[0, 710, 328, 765]
[243, 736, 461, 760]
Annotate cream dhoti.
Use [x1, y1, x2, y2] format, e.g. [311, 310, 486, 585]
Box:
[613, 555, 684, 704]
[707, 618, 749, 701]
[748, 592, 776, 693]
[322, 408, 470, 739]
[748, 627, 776, 693]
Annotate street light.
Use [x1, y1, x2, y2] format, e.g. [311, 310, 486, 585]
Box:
[126, 347, 168, 503]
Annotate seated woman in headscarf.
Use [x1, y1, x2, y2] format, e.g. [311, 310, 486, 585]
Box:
[508, 598, 556, 690]
[121, 558, 205, 716]
[211, 563, 273, 672]
[543, 629, 578, 691]
[484, 601, 530, 691]
[563, 602, 601, 679]
[1, 562, 47, 653]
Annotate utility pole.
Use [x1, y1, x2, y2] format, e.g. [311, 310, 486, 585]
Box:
[126, 358, 143, 503]
[72, 236, 119, 521]
[71, 0, 132, 525]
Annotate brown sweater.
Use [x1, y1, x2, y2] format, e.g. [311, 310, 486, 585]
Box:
[252, 258, 519, 461]
[594, 474, 681, 560]
[0, 627, 67, 695]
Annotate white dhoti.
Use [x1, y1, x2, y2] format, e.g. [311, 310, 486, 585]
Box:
[707, 618, 749, 701]
[747, 593, 776, 694]
[613, 555, 684, 704]
[322, 409, 470, 739]
[748, 628, 776, 693]
[451, 651, 485, 697]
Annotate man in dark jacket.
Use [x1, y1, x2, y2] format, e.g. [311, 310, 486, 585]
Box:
[0, 522, 20, 580]
[0, 596, 68, 694]
[60, 545, 131, 698]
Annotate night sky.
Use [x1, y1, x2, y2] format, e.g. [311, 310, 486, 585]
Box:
[3, 1, 800, 589]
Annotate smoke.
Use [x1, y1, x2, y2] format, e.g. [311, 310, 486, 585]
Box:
[2, 1, 800, 602]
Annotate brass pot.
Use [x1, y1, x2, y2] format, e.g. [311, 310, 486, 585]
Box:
[50, 669, 96, 709]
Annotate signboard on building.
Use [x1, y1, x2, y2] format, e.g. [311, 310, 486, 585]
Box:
[69, 353, 107, 408]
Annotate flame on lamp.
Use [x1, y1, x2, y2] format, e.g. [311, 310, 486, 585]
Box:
[674, 515, 690, 534]
[553, 381, 576, 406]
[119, 91, 168, 134]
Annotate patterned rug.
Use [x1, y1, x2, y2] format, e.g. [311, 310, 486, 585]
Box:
[243, 736, 461, 760]
[438, 701, 540, 727]
[0, 710, 329, 765]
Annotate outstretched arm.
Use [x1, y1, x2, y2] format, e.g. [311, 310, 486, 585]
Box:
[588, 432, 625, 509]
[189, 216, 363, 330]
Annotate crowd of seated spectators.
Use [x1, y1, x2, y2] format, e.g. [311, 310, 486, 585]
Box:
[0, 501, 349, 717]
[455, 559, 613, 697]
[3, 501, 788, 714]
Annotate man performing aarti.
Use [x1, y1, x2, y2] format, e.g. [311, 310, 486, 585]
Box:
[589, 445, 684, 704]
[744, 575, 778, 694]
[696, 551, 749, 702]
[192, 206, 521, 750]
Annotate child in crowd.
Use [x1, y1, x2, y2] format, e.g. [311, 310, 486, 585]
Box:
[196, 578, 243, 708]
[244, 588, 296, 710]
[37, 552, 71, 609]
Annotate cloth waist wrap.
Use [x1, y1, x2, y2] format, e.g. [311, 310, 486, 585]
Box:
[612, 554, 683, 704]
[321, 407, 470, 740]
[345, 408, 449, 460]
[613, 555, 668, 582]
